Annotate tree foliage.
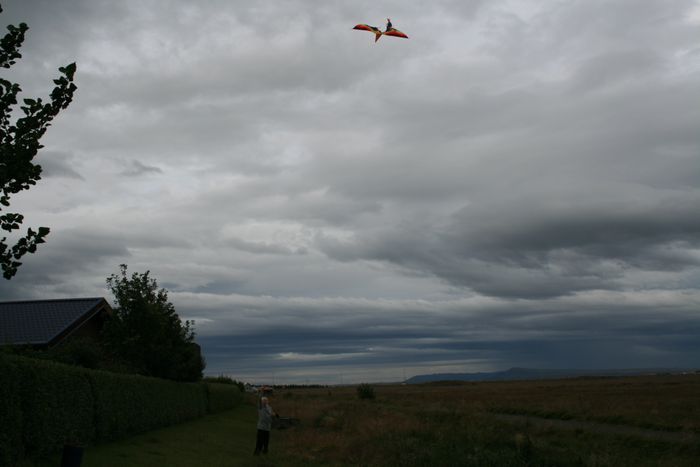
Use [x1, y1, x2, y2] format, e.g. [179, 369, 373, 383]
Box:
[104, 264, 205, 382]
[0, 3, 77, 279]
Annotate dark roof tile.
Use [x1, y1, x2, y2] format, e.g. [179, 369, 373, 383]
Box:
[0, 298, 109, 345]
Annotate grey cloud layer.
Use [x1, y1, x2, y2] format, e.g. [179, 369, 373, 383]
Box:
[185, 290, 700, 382]
[318, 191, 700, 297]
[1, 0, 698, 381]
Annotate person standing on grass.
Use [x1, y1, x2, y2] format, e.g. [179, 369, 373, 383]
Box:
[254, 396, 277, 455]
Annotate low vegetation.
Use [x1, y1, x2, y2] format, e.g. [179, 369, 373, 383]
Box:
[0, 353, 242, 465]
[19, 406, 261, 467]
[203, 375, 246, 392]
[271, 375, 700, 466]
[14, 373, 700, 466]
[356, 383, 375, 400]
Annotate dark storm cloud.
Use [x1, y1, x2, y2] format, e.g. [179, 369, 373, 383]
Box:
[0, 228, 129, 299]
[36, 151, 84, 180]
[187, 290, 700, 382]
[1, 1, 698, 382]
[317, 192, 700, 298]
[120, 159, 163, 177]
[0, 225, 193, 300]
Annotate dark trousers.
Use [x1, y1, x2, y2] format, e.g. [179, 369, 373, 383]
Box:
[254, 429, 270, 454]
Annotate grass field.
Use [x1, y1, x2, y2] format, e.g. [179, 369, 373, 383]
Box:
[21, 373, 700, 466]
[20, 405, 283, 467]
[271, 374, 700, 466]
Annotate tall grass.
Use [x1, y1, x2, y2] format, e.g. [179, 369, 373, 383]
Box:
[18, 375, 700, 466]
[270, 375, 700, 466]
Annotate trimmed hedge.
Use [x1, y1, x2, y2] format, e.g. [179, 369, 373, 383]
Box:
[205, 382, 244, 414]
[0, 353, 242, 464]
[91, 371, 208, 441]
[19, 358, 95, 456]
[0, 356, 24, 466]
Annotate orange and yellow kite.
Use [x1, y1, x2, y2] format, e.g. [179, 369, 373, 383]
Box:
[353, 21, 409, 43]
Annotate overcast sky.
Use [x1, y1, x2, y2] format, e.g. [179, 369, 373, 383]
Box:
[1, 0, 699, 384]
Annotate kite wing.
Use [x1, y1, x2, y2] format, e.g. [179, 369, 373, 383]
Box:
[384, 28, 408, 39]
[353, 24, 384, 41]
[353, 24, 381, 34]
[353, 24, 408, 42]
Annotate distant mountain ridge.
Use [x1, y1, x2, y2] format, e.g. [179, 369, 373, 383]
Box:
[404, 367, 696, 384]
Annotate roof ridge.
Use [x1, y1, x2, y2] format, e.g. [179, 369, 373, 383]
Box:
[0, 297, 113, 346]
[0, 297, 106, 305]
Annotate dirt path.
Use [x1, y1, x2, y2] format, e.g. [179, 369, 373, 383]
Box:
[490, 413, 698, 443]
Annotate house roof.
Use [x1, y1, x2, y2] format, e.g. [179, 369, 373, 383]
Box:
[0, 297, 112, 346]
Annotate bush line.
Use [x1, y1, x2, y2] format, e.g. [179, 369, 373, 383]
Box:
[0, 353, 242, 465]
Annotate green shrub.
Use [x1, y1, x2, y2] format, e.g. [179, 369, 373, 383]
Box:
[0, 355, 95, 460]
[205, 382, 243, 414]
[202, 375, 245, 392]
[91, 370, 207, 441]
[44, 337, 105, 369]
[0, 355, 24, 466]
[0, 353, 251, 461]
[357, 383, 376, 400]
[19, 358, 95, 455]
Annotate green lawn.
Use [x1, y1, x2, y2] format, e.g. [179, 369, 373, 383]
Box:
[23, 404, 286, 467]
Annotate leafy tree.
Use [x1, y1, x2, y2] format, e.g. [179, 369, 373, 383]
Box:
[104, 264, 205, 381]
[0, 4, 77, 279]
